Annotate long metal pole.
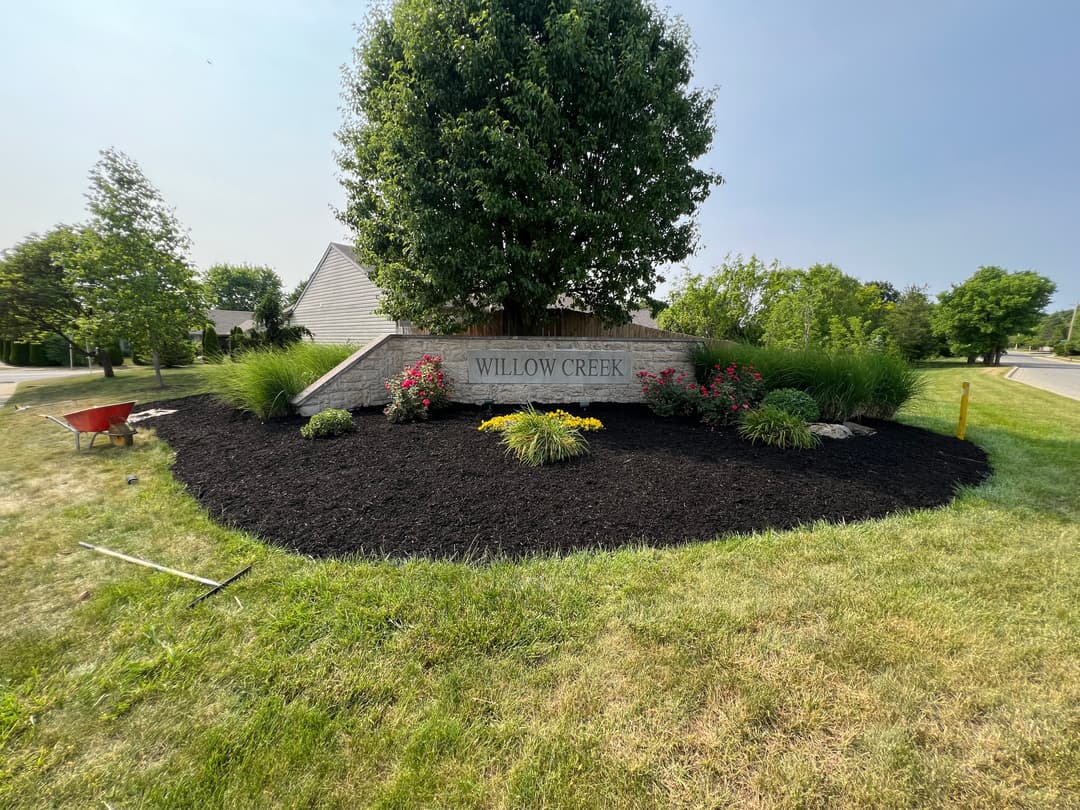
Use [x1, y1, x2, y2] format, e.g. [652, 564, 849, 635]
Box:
[1067, 302, 1078, 343]
[78, 542, 220, 586]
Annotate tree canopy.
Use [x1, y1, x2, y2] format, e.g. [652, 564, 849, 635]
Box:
[337, 0, 720, 334]
[934, 266, 1056, 365]
[657, 255, 773, 341]
[204, 263, 282, 311]
[65, 148, 205, 386]
[0, 227, 82, 345]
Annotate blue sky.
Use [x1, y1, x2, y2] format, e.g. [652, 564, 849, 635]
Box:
[1, 1, 1077, 311]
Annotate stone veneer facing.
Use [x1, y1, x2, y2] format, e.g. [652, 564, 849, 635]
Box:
[291, 334, 701, 416]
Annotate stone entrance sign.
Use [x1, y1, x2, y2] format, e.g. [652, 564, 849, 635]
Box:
[291, 335, 699, 415]
[467, 350, 633, 384]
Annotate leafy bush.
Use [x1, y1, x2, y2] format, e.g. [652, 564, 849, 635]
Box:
[384, 354, 452, 423]
[738, 406, 820, 449]
[300, 408, 354, 439]
[209, 342, 353, 418]
[10, 342, 29, 366]
[637, 368, 699, 416]
[761, 388, 819, 422]
[202, 324, 223, 360]
[1054, 339, 1080, 357]
[690, 343, 923, 421]
[697, 363, 765, 425]
[41, 334, 70, 366]
[498, 405, 590, 466]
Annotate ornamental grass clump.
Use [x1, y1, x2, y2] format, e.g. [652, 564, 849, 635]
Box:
[494, 405, 591, 466]
[384, 354, 452, 423]
[300, 408, 353, 439]
[690, 342, 924, 421]
[761, 388, 820, 422]
[738, 406, 820, 449]
[209, 342, 353, 419]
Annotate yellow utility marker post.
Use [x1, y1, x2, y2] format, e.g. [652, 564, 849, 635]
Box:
[956, 381, 970, 440]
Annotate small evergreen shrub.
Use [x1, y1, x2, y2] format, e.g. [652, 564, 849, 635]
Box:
[300, 408, 354, 439]
[27, 343, 46, 365]
[202, 324, 224, 361]
[11, 342, 30, 366]
[738, 406, 820, 449]
[498, 405, 590, 466]
[761, 388, 820, 422]
[41, 334, 70, 366]
[384, 354, 452, 423]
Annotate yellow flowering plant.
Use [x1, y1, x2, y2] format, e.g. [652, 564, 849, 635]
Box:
[478, 409, 603, 433]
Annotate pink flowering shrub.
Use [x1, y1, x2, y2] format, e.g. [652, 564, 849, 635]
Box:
[384, 354, 453, 423]
[637, 368, 700, 416]
[697, 363, 764, 425]
[639, 364, 764, 425]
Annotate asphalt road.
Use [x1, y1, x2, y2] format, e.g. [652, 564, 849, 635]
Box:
[0, 363, 98, 408]
[1005, 352, 1080, 402]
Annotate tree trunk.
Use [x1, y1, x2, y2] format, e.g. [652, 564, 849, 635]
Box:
[966, 355, 977, 365]
[97, 347, 115, 378]
[152, 349, 164, 388]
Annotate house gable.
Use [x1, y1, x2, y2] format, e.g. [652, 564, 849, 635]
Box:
[289, 243, 400, 345]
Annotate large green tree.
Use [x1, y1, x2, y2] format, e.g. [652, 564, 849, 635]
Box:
[760, 264, 886, 351]
[338, 0, 720, 334]
[66, 148, 205, 387]
[883, 285, 938, 361]
[657, 255, 775, 341]
[934, 266, 1056, 365]
[0, 227, 82, 343]
[203, 263, 282, 311]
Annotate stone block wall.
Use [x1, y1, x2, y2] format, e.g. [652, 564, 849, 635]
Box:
[292, 335, 700, 416]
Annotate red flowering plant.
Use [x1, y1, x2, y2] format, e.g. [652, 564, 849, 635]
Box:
[637, 368, 700, 416]
[697, 363, 765, 425]
[384, 354, 453, 423]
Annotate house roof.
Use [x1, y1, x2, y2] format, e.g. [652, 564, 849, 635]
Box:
[208, 309, 255, 335]
[288, 242, 367, 316]
[330, 241, 358, 262]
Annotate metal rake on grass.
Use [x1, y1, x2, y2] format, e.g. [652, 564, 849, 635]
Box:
[78, 542, 252, 608]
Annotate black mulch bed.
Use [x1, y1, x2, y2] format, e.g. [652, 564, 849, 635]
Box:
[140, 395, 991, 560]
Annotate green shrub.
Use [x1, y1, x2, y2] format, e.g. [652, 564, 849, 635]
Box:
[27, 343, 45, 365]
[96, 341, 125, 367]
[300, 408, 354, 439]
[690, 343, 923, 421]
[10, 342, 30, 366]
[738, 406, 820, 449]
[499, 405, 590, 466]
[40, 334, 70, 366]
[202, 324, 224, 361]
[1, 339, 10, 364]
[761, 388, 819, 422]
[637, 368, 699, 416]
[1054, 339, 1080, 357]
[209, 342, 353, 419]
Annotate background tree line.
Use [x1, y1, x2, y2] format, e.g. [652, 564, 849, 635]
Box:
[0, 149, 308, 383]
[657, 255, 1056, 364]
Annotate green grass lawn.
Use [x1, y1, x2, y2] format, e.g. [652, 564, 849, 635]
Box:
[1, 364, 1077, 808]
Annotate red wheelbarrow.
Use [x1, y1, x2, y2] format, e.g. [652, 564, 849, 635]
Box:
[43, 401, 137, 450]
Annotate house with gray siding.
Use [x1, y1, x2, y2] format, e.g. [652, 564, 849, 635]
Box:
[288, 242, 405, 345]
